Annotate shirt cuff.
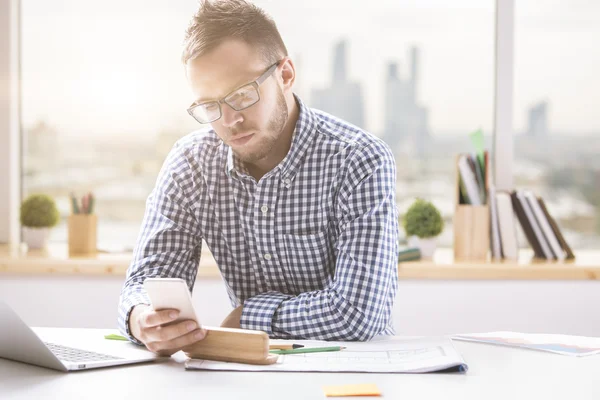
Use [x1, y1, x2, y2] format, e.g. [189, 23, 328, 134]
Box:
[240, 291, 290, 335]
[118, 291, 151, 346]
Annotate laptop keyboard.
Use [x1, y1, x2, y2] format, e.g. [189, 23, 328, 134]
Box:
[44, 342, 124, 363]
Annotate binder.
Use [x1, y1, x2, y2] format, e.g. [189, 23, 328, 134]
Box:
[538, 197, 575, 260]
[510, 191, 545, 259]
[495, 192, 518, 260]
[516, 190, 553, 259]
[524, 191, 566, 261]
[489, 185, 503, 260]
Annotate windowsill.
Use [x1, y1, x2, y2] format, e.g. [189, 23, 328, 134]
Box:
[1, 244, 600, 280]
[0, 243, 221, 279]
[399, 249, 600, 280]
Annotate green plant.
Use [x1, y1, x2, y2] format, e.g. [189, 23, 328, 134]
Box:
[403, 198, 444, 238]
[20, 194, 60, 228]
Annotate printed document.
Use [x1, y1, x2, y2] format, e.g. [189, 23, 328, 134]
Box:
[454, 331, 600, 357]
[185, 336, 467, 373]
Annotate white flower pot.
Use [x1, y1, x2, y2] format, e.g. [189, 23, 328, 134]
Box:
[22, 227, 51, 249]
[408, 236, 438, 259]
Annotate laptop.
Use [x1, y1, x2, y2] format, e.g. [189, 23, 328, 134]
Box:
[0, 301, 163, 371]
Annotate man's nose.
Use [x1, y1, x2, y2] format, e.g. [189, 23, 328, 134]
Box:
[220, 103, 243, 128]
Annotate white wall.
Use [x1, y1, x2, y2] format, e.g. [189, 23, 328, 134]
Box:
[1, 277, 598, 337]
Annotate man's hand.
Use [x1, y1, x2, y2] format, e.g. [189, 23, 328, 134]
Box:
[129, 304, 207, 356]
[220, 305, 243, 329]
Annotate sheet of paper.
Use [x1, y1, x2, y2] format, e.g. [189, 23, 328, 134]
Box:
[453, 331, 600, 357]
[322, 383, 381, 397]
[185, 336, 468, 373]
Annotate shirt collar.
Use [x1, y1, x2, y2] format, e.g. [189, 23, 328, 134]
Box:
[226, 144, 247, 179]
[225, 94, 319, 182]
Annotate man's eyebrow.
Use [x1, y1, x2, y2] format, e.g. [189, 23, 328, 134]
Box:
[194, 72, 257, 104]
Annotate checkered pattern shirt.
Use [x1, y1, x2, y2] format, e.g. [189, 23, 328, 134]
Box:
[118, 95, 399, 342]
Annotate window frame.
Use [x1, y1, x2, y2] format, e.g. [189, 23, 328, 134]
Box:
[0, 0, 515, 246]
[0, 0, 21, 245]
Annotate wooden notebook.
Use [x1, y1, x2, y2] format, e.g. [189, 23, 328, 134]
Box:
[183, 327, 279, 365]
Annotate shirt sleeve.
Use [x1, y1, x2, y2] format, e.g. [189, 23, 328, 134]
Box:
[240, 141, 399, 341]
[117, 142, 203, 344]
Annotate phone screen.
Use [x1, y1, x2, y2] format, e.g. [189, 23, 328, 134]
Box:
[143, 278, 200, 324]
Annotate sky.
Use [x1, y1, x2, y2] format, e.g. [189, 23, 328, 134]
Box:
[20, 0, 600, 140]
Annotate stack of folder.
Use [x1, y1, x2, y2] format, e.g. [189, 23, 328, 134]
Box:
[398, 247, 421, 263]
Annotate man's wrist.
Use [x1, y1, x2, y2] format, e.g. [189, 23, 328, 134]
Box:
[128, 304, 149, 343]
[240, 292, 290, 335]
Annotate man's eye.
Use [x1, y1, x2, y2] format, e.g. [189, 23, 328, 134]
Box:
[229, 88, 252, 102]
[203, 103, 219, 112]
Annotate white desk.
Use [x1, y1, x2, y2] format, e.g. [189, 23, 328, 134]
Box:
[1, 328, 599, 400]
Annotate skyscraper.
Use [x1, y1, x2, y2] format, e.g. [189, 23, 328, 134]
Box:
[527, 101, 548, 138]
[383, 46, 429, 155]
[310, 40, 365, 129]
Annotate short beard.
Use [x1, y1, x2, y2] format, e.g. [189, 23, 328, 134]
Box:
[234, 88, 288, 164]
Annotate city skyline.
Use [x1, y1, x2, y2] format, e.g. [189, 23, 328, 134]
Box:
[19, 0, 600, 140]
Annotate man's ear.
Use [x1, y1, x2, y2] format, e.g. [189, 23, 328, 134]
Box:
[279, 57, 296, 92]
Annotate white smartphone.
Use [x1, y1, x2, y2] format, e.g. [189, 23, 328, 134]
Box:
[143, 278, 201, 325]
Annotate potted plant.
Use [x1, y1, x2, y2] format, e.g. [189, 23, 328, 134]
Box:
[402, 198, 444, 258]
[20, 194, 60, 249]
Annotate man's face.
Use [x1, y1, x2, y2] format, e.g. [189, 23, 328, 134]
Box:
[185, 40, 288, 164]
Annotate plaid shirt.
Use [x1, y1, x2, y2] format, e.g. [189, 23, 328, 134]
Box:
[118, 96, 399, 342]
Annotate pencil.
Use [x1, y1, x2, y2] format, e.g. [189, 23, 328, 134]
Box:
[269, 346, 346, 355]
[269, 344, 304, 350]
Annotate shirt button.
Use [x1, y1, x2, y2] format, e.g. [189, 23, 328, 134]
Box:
[263, 253, 272, 260]
[261, 205, 269, 213]
[283, 178, 291, 185]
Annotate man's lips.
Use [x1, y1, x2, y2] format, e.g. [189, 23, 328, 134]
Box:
[229, 132, 254, 145]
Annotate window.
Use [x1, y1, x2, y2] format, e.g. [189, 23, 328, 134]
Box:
[21, 0, 494, 249]
[21, 1, 199, 249]
[514, 1, 600, 249]
[267, 0, 495, 246]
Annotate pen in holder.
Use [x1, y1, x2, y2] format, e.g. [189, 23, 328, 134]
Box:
[453, 154, 490, 261]
[68, 192, 97, 256]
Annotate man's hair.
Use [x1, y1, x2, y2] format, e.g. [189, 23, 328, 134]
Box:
[182, 0, 288, 65]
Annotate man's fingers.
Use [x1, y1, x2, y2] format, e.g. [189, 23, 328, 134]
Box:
[136, 310, 206, 355]
[140, 309, 179, 328]
[146, 327, 207, 354]
[144, 319, 199, 343]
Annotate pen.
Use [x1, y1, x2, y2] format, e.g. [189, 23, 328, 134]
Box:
[70, 192, 80, 214]
[87, 192, 95, 214]
[81, 194, 88, 214]
[269, 346, 346, 355]
[269, 344, 305, 350]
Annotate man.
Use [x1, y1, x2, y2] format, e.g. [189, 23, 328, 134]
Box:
[118, 0, 399, 355]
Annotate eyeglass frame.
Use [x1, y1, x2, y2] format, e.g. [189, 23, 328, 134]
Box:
[186, 60, 282, 124]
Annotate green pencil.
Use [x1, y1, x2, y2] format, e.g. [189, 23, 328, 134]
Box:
[269, 346, 345, 355]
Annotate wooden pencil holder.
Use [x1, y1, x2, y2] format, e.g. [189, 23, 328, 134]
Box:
[453, 154, 490, 261]
[68, 214, 97, 256]
[454, 204, 490, 260]
[183, 327, 278, 365]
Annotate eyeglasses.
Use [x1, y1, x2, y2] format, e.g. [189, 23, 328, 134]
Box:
[187, 61, 281, 124]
